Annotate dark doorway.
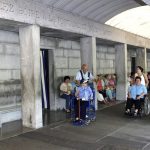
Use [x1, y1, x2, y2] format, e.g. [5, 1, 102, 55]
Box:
[131, 57, 136, 74]
[40, 49, 68, 126]
[40, 49, 50, 110]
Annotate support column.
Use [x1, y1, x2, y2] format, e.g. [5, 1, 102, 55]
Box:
[80, 37, 97, 109]
[136, 47, 147, 72]
[19, 25, 42, 129]
[115, 44, 127, 100]
[80, 37, 97, 77]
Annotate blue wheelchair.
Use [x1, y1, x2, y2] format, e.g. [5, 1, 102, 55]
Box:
[70, 82, 96, 126]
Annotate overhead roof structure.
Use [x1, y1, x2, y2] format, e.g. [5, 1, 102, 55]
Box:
[143, 0, 150, 5]
[32, 0, 150, 39]
[34, 0, 143, 23]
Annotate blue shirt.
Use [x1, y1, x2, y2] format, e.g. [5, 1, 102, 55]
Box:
[129, 84, 147, 100]
[77, 86, 93, 101]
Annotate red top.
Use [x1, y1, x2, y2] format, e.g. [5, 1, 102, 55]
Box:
[97, 80, 103, 91]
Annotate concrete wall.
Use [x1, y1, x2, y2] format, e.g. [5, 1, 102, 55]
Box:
[41, 37, 81, 78]
[41, 37, 81, 110]
[1, 30, 148, 111]
[54, 39, 81, 77]
[2, 31, 148, 111]
[127, 50, 132, 73]
[127, 48, 137, 73]
[0, 30, 21, 109]
[0, 32, 81, 111]
[147, 52, 150, 72]
[96, 45, 115, 74]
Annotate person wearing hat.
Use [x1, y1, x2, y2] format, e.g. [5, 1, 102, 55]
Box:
[75, 80, 93, 124]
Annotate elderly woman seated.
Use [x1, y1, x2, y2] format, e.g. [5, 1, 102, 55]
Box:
[125, 76, 147, 116]
[60, 76, 72, 113]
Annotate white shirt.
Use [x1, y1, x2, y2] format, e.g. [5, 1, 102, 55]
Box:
[75, 70, 94, 81]
[140, 74, 145, 86]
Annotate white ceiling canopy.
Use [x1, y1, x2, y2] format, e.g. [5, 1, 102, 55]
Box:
[142, 0, 150, 5]
[105, 6, 150, 39]
[34, 0, 142, 23]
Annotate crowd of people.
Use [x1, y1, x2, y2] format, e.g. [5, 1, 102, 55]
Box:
[125, 66, 148, 116]
[96, 74, 116, 104]
[59, 64, 117, 124]
[60, 64, 149, 121]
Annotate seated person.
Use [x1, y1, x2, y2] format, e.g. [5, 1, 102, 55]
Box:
[97, 91, 109, 104]
[110, 74, 116, 99]
[104, 74, 113, 101]
[96, 75, 107, 99]
[126, 76, 147, 116]
[60, 76, 72, 112]
[75, 80, 93, 123]
[125, 77, 134, 113]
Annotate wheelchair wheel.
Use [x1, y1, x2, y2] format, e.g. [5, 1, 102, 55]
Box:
[144, 96, 150, 115]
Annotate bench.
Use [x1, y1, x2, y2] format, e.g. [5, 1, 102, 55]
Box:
[0, 105, 22, 128]
[56, 98, 66, 110]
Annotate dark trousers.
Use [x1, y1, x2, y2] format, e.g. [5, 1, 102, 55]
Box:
[126, 98, 132, 110]
[98, 90, 107, 98]
[75, 100, 88, 120]
[126, 98, 144, 111]
[131, 99, 141, 110]
[61, 94, 71, 110]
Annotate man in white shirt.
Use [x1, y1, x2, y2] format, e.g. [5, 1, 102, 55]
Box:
[76, 64, 94, 86]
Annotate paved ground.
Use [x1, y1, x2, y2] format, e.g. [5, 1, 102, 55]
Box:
[1, 102, 150, 150]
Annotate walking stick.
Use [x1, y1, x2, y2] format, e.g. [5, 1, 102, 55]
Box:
[78, 99, 80, 120]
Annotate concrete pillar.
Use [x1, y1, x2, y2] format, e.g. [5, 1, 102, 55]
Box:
[80, 37, 97, 77]
[136, 48, 147, 72]
[19, 25, 42, 129]
[80, 37, 97, 109]
[115, 44, 127, 100]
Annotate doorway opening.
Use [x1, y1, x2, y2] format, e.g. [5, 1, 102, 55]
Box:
[41, 49, 50, 110]
[131, 57, 136, 74]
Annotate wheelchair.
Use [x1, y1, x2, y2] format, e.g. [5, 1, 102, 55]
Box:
[70, 83, 96, 126]
[125, 95, 150, 117]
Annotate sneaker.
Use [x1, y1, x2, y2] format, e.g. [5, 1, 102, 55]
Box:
[91, 116, 96, 121]
[84, 119, 90, 125]
[125, 110, 130, 115]
[134, 112, 137, 117]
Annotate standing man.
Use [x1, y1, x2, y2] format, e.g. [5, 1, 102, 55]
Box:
[76, 64, 94, 86]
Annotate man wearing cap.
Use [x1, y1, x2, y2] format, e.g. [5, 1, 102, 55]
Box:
[75, 80, 93, 123]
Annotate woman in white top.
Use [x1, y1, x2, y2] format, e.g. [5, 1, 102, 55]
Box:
[135, 66, 149, 87]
